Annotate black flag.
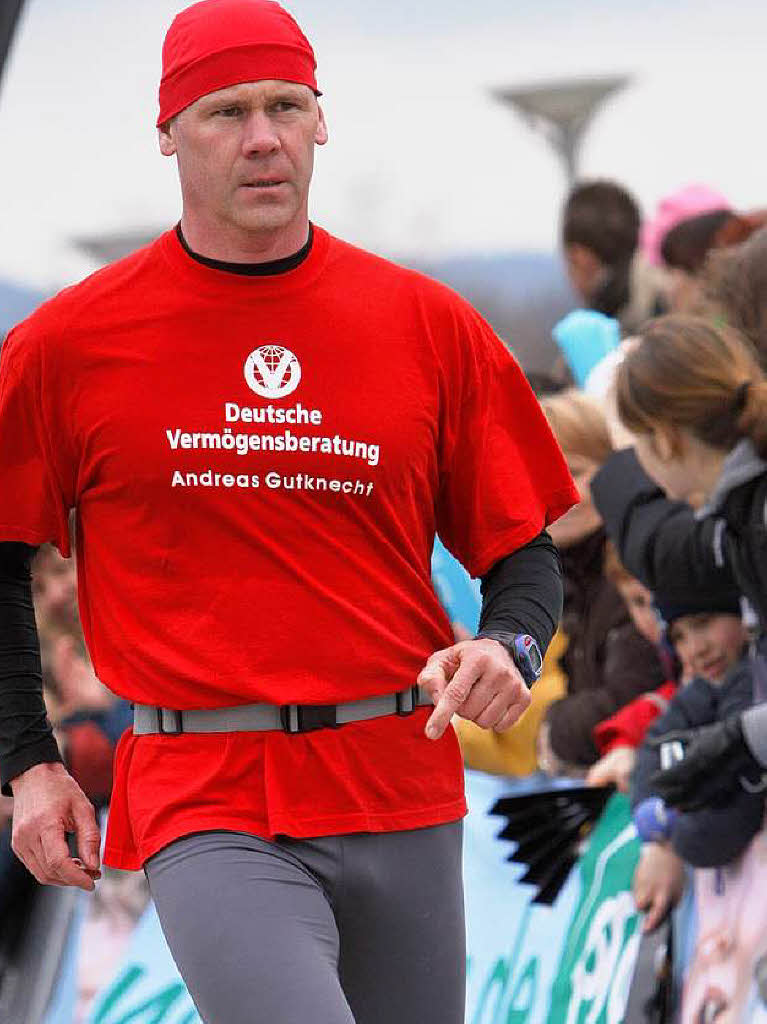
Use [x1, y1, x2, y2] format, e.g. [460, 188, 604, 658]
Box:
[490, 784, 614, 905]
[0, 1, 26, 89]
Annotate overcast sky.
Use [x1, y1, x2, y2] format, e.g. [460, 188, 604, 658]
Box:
[1, 0, 766, 289]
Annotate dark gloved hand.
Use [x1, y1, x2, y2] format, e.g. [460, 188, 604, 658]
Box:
[649, 713, 763, 811]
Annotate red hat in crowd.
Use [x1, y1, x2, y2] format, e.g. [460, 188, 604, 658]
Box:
[157, 0, 320, 126]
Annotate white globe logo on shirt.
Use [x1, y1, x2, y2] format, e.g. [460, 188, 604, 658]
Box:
[244, 345, 302, 399]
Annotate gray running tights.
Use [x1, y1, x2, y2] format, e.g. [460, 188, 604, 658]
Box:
[144, 821, 465, 1024]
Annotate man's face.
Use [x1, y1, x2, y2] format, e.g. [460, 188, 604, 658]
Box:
[159, 80, 328, 238]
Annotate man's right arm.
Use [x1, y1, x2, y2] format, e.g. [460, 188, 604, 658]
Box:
[0, 541, 101, 889]
[0, 541, 63, 790]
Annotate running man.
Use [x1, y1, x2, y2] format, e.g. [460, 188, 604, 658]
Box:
[0, 2, 577, 1021]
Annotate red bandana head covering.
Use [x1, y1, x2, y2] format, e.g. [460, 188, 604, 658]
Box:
[157, 0, 319, 126]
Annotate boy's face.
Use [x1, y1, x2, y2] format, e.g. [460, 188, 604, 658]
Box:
[617, 578, 661, 647]
[668, 612, 747, 683]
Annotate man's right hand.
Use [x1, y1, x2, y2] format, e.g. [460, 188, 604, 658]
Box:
[10, 762, 102, 891]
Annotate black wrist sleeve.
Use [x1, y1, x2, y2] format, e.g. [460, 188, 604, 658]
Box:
[475, 530, 563, 656]
[0, 541, 62, 793]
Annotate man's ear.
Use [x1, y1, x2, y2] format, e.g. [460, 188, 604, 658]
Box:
[158, 121, 177, 157]
[315, 104, 329, 146]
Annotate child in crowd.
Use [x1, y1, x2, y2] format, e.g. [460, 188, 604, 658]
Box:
[633, 592, 760, 865]
[586, 544, 677, 793]
[537, 391, 664, 774]
[630, 591, 764, 938]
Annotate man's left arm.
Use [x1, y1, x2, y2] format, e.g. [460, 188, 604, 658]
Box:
[419, 531, 562, 740]
[475, 529, 562, 658]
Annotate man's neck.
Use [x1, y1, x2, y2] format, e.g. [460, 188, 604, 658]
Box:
[178, 214, 311, 264]
[176, 223, 314, 276]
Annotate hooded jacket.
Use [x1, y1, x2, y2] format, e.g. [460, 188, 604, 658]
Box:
[632, 662, 764, 868]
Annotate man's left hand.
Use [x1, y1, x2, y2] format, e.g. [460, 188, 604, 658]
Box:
[418, 639, 531, 741]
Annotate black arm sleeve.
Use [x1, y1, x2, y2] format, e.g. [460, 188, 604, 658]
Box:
[591, 447, 736, 596]
[0, 541, 62, 793]
[475, 530, 563, 656]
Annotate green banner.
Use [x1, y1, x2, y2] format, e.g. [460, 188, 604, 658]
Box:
[547, 794, 641, 1024]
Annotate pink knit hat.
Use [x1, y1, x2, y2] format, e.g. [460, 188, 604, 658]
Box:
[157, 0, 319, 126]
[640, 184, 731, 266]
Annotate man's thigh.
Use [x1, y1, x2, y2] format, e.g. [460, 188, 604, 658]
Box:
[334, 820, 466, 1024]
[144, 831, 355, 1024]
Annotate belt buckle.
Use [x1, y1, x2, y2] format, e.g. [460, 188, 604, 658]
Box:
[279, 704, 338, 734]
[157, 709, 184, 735]
[395, 685, 420, 716]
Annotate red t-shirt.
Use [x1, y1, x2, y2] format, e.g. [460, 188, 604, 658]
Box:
[0, 227, 577, 869]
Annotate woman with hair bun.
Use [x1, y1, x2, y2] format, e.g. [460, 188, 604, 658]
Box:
[590, 314, 767, 808]
[615, 316, 767, 516]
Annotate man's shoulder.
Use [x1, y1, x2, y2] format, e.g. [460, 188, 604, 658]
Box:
[10, 233, 169, 346]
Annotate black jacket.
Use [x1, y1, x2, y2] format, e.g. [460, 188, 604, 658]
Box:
[632, 663, 764, 868]
[544, 529, 665, 766]
[591, 442, 767, 629]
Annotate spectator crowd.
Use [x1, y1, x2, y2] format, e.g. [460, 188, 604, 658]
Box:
[460, 177, 767, 1021]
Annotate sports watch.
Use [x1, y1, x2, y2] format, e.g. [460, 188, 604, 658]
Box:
[510, 634, 544, 686]
[475, 632, 544, 687]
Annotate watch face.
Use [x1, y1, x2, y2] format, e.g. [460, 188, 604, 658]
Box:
[515, 635, 543, 678]
[528, 644, 543, 674]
